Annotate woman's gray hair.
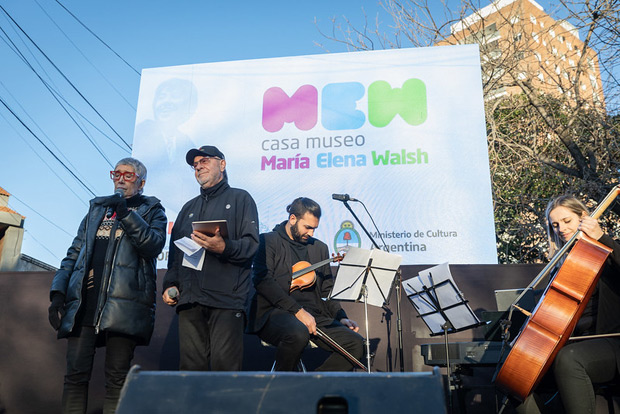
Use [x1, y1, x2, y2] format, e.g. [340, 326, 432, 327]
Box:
[115, 157, 147, 194]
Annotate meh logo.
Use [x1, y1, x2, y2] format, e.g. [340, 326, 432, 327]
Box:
[262, 79, 427, 132]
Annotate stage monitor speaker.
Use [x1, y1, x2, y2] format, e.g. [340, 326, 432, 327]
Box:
[117, 365, 447, 414]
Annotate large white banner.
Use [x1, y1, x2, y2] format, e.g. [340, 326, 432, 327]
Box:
[132, 45, 497, 267]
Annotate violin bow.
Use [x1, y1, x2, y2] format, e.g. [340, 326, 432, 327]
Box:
[315, 327, 368, 371]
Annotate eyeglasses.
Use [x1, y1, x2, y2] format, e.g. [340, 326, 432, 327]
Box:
[110, 171, 139, 182]
[191, 156, 222, 170]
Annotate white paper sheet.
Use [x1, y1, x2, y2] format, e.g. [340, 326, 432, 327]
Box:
[404, 262, 480, 334]
[174, 237, 205, 270]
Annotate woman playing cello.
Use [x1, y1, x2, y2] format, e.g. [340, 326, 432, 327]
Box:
[516, 195, 620, 414]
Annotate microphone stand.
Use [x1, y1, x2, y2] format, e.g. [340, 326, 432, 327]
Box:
[339, 200, 405, 372]
[341, 201, 380, 249]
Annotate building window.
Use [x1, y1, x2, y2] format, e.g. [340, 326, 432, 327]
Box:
[530, 15, 537, 24]
[538, 73, 545, 82]
[550, 29, 556, 37]
[567, 42, 572, 49]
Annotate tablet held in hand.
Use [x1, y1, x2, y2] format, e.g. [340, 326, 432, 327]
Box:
[191, 220, 229, 238]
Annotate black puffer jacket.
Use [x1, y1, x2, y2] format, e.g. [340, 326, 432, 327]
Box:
[50, 195, 167, 345]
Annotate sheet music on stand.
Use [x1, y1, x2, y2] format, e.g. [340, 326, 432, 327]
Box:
[404, 262, 481, 413]
[329, 246, 402, 372]
[403, 262, 481, 335]
[330, 247, 402, 307]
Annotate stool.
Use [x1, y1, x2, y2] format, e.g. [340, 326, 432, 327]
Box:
[595, 382, 620, 414]
[260, 339, 318, 372]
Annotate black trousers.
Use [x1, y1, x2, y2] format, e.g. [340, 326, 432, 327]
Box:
[516, 338, 620, 414]
[258, 309, 364, 371]
[178, 304, 246, 371]
[63, 326, 137, 414]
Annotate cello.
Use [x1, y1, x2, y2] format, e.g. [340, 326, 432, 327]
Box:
[495, 186, 620, 401]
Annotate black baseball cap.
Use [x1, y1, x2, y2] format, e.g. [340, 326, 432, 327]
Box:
[185, 145, 225, 165]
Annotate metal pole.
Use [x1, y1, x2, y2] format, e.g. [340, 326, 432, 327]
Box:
[395, 269, 405, 372]
[443, 324, 453, 414]
[363, 285, 372, 373]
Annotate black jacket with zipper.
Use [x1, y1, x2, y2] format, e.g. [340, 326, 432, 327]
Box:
[163, 179, 259, 312]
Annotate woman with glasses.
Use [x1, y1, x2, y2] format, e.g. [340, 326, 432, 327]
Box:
[48, 157, 167, 414]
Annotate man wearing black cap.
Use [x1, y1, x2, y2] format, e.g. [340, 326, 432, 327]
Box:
[162, 145, 259, 371]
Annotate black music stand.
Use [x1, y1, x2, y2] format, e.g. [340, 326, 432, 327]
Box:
[330, 246, 402, 373]
[403, 263, 483, 413]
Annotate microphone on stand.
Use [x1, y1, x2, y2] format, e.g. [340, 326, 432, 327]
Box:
[106, 188, 125, 218]
[332, 193, 358, 202]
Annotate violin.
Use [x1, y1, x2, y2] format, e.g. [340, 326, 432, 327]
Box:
[290, 253, 344, 292]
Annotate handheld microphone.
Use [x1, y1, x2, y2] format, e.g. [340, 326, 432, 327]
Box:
[168, 287, 179, 301]
[106, 188, 125, 218]
[332, 193, 358, 202]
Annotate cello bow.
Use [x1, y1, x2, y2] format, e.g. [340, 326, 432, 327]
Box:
[495, 185, 620, 401]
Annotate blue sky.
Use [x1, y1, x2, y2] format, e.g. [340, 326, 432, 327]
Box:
[0, 0, 396, 267]
[0, 0, 577, 267]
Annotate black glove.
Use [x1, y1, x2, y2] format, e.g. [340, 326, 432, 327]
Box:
[102, 193, 129, 219]
[48, 292, 66, 331]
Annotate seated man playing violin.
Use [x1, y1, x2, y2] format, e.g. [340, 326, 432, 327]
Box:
[247, 197, 364, 371]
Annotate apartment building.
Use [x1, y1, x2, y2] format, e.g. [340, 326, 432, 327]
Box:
[441, 0, 604, 106]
